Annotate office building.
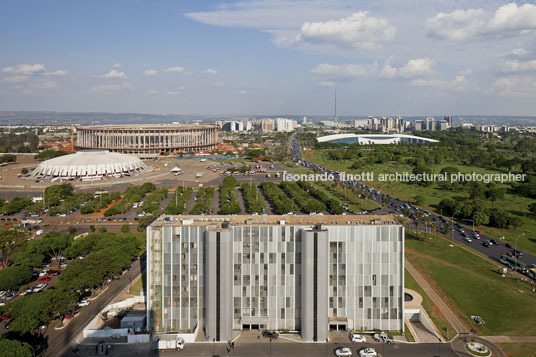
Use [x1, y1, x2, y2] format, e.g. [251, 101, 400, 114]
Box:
[147, 215, 404, 342]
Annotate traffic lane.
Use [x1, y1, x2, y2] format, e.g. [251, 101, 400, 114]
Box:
[65, 341, 458, 357]
[44, 256, 145, 357]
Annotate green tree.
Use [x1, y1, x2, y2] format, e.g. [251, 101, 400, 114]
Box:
[0, 337, 33, 357]
[0, 266, 33, 291]
[98, 227, 107, 233]
[414, 194, 425, 206]
[121, 224, 130, 233]
[472, 211, 490, 226]
[20, 167, 28, 175]
[89, 225, 96, 232]
[0, 227, 31, 266]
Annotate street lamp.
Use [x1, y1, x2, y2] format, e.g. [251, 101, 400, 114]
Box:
[462, 219, 474, 233]
[514, 233, 526, 273]
[450, 211, 459, 241]
[325, 338, 328, 357]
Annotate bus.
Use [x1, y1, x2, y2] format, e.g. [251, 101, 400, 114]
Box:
[499, 254, 526, 271]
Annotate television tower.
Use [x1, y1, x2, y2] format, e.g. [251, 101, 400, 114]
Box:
[334, 87, 337, 125]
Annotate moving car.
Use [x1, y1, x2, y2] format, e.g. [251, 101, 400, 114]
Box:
[262, 330, 279, 339]
[464, 237, 472, 243]
[359, 348, 377, 357]
[350, 333, 366, 343]
[335, 347, 352, 356]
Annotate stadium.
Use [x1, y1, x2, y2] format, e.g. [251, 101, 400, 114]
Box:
[31, 151, 148, 181]
[76, 124, 220, 155]
[316, 133, 438, 145]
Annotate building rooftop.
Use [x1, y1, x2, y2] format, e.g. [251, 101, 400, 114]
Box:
[150, 214, 399, 228]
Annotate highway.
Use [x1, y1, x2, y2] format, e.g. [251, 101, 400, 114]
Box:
[290, 133, 536, 273]
[43, 254, 146, 357]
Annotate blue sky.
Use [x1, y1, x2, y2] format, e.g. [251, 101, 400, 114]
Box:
[1, 0, 535, 116]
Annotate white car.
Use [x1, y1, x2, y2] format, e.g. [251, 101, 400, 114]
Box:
[33, 283, 47, 292]
[350, 334, 366, 343]
[359, 348, 377, 357]
[464, 237, 472, 243]
[77, 299, 89, 307]
[335, 347, 352, 357]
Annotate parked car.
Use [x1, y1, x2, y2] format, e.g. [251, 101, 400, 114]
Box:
[76, 299, 89, 307]
[350, 334, 366, 343]
[373, 332, 394, 344]
[359, 348, 377, 357]
[39, 277, 51, 282]
[262, 330, 279, 339]
[33, 283, 47, 292]
[335, 347, 353, 356]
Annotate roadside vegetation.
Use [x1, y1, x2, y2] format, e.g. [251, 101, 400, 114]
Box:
[260, 182, 298, 214]
[297, 181, 344, 214]
[218, 176, 241, 215]
[240, 183, 266, 214]
[80, 192, 121, 214]
[165, 186, 193, 215]
[104, 182, 156, 216]
[280, 181, 325, 214]
[190, 187, 215, 214]
[0, 230, 144, 335]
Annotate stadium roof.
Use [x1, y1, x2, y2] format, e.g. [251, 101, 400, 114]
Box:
[31, 151, 148, 178]
[316, 133, 438, 144]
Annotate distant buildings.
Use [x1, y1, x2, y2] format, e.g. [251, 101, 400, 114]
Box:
[258, 118, 298, 133]
[353, 117, 404, 133]
[411, 116, 449, 131]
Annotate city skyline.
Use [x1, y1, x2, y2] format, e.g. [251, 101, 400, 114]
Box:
[1, 0, 536, 116]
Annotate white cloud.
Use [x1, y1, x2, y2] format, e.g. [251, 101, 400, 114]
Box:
[213, 82, 225, 87]
[166, 86, 185, 95]
[311, 62, 379, 80]
[312, 57, 434, 82]
[4, 75, 30, 83]
[145, 89, 159, 94]
[499, 59, 536, 73]
[512, 48, 529, 56]
[144, 69, 157, 76]
[397, 58, 435, 78]
[44, 70, 68, 76]
[99, 69, 127, 79]
[202, 69, 218, 74]
[409, 79, 446, 86]
[113, 63, 122, 68]
[2, 64, 45, 75]
[30, 80, 58, 89]
[426, 3, 536, 41]
[286, 12, 395, 50]
[410, 70, 476, 91]
[92, 82, 134, 93]
[490, 75, 536, 96]
[165, 66, 184, 73]
[316, 80, 336, 87]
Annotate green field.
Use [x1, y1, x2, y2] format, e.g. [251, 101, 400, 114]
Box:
[308, 150, 536, 255]
[498, 343, 536, 357]
[405, 231, 536, 336]
[404, 269, 455, 341]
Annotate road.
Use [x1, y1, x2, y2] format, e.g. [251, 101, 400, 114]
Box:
[290, 133, 536, 275]
[63, 340, 459, 357]
[43, 254, 146, 357]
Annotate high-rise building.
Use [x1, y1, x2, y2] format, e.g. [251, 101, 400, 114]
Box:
[147, 215, 404, 342]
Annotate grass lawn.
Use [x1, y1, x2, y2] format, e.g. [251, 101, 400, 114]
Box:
[405, 231, 536, 336]
[404, 269, 455, 341]
[128, 272, 146, 296]
[404, 322, 416, 342]
[315, 181, 380, 212]
[498, 343, 536, 357]
[308, 150, 536, 256]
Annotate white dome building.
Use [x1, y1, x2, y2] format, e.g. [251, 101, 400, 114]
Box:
[32, 151, 148, 181]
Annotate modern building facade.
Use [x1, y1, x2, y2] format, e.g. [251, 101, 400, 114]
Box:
[147, 215, 404, 342]
[76, 124, 220, 155]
